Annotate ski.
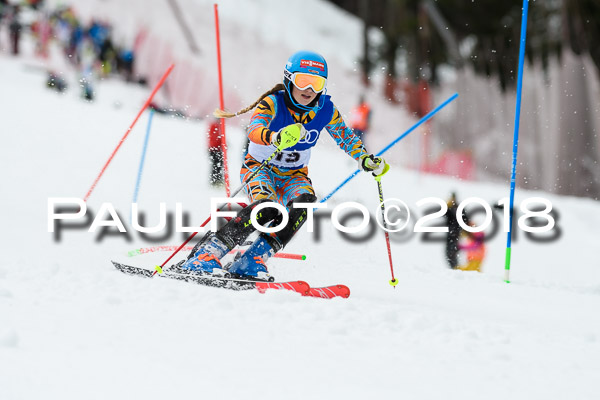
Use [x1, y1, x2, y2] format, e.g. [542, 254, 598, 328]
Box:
[113, 261, 155, 278]
[112, 261, 351, 298]
[308, 284, 351, 299]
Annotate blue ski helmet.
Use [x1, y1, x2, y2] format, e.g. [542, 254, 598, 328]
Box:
[283, 51, 328, 111]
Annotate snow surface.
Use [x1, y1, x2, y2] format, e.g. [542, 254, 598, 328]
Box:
[2, 9, 600, 400]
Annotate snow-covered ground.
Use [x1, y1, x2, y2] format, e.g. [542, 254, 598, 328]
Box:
[2, 15, 600, 400]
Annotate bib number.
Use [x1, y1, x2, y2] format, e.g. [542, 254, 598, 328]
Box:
[275, 151, 300, 164]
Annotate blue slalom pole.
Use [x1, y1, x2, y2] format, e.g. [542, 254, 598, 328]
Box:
[320, 92, 459, 203]
[132, 109, 155, 206]
[504, 0, 529, 283]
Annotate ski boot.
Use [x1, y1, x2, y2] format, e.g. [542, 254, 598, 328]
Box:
[179, 234, 230, 276]
[227, 235, 275, 282]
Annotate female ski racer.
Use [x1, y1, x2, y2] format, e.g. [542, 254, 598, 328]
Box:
[180, 50, 389, 281]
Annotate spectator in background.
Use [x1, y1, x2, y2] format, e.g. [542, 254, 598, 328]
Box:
[99, 35, 116, 75]
[116, 48, 134, 82]
[9, 5, 22, 55]
[87, 19, 109, 50]
[349, 95, 371, 142]
[69, 21, 84, 62]
[53, 10, 72, 57]
[27, 0, 45, 10]
[445, 192, 484, 271]
[445, 192, 463, 269]
[78, 36, 96, 101]
[0, 1, 9, 36]
[207, 119, 225, 187]
[33, 10, 52, 58]
[458, 226, 486, 272]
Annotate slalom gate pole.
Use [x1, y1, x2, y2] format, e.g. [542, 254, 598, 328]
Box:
[132, 109, 154, 208]
[504, 0, 529, 284]
[376, 177, 397, 287]
[213, 3, 231, 196]
[153, 149, 280, 275]
[320, 92, 458, 203]
[83, 64, 174, 202]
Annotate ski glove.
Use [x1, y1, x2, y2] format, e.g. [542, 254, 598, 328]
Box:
[271, 123, 303, 151]
[360, 154, 390, 180]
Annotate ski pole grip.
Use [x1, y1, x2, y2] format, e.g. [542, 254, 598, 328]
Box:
[276, 123, 302, 151]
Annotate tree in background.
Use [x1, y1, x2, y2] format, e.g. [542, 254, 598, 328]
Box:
[327, 0, 599, 91]
[563, 0, 600, 72]
[328, 0, 600, 199]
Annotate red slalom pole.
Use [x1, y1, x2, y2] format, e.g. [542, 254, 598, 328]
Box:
[83, 64, 175, 202]
[213, 3, 231, 196]
[376, 179, 397, 288]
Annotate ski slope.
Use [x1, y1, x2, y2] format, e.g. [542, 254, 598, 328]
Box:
[2, 30, 600, 400]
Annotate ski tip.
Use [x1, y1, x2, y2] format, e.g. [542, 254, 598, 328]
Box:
[337, 284, 351, 298]
[306, 284, 350, 299]
[301, 255, 306, 261]
[111, 261, 154, 278]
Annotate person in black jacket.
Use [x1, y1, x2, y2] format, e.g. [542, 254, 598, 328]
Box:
[445, 192, 467, 269]
[9, 5, 22, 56]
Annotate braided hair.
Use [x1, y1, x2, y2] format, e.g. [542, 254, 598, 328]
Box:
[213, 84, 285, 118]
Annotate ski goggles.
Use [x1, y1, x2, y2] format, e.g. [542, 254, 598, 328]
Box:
[287, 71, 327, 93]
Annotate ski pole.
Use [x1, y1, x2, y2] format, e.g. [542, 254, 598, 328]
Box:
[375, 176, 397, 287]
[230, 148, 280, 198]
[153, 148, 280, 275]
